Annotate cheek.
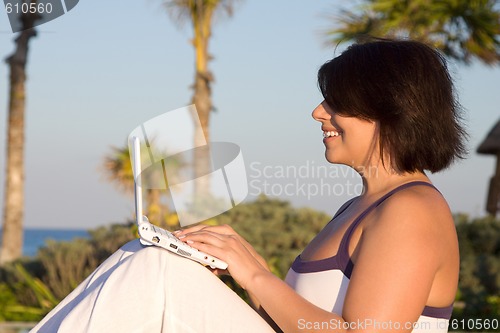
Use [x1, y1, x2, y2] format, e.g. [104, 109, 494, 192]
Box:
[343, 129, 378, 157]
[351, 129, 380, 158]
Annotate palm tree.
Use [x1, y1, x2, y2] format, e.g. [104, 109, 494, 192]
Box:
[164, 0, 238, 194]
[102, 142, 184, 228]
[327, 0, 500, 65]
[0, 9, 39, 265]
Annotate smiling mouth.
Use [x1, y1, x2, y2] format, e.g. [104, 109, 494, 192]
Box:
[323, 131, 341, 138]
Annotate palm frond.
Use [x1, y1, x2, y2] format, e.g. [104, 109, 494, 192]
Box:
[163, 0, 239, 30]
[325, 0, 500, 65]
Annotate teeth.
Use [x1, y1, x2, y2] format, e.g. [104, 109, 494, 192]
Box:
[323, 131, 340, 138]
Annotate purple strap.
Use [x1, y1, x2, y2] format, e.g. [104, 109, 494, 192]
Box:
[422, 304, 453, 319]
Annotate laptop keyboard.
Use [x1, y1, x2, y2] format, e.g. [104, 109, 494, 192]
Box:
[140, 221, 227, 269]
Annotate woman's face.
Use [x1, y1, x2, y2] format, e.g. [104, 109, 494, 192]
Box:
[312, 102, 380, 170]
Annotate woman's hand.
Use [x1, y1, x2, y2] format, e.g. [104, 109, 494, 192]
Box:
[175, 224, 270, 289]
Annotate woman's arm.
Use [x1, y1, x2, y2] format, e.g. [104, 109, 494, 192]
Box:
[179, 225, 346, 332]
[179, 190, 454, 332]
[342, 189, 455, 331]
[176, 225, 270, 309]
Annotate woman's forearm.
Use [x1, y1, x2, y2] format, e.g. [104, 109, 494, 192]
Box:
[246, 270, 346, 333]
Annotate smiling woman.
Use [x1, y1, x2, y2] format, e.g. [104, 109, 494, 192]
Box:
[30, 38, 464, 333]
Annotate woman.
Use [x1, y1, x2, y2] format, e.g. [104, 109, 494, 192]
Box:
[31, 39, 464, 333]
[177, 39, 465, 332]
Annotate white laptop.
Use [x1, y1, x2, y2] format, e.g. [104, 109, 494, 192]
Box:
[130, 136, 228, 270]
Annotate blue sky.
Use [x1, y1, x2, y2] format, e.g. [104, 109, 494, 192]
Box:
[0, 0, 499, 229]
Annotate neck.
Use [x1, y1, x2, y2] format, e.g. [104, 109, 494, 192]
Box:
[357, 162, 429, 197]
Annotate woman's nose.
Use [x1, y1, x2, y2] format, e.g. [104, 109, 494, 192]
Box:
[312, 102, 330, 122]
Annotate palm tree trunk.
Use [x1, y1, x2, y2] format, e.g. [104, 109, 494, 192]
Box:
[0, 23, 37, 264]
[191, 9, 214, 199]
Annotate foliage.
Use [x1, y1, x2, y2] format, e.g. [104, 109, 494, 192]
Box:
[7, 264, 59, 320]
[0, 223, 136, 322]
[164, 0, 237, 29]
[453, 214, 500, 321]
[0, 282, 24, 321]
[86, 222, 137, 263]
[0, 264, 58, 321]
[102, 143, 135, 194]
[36, 239, 97, 300]
[29, 223, 137, 301]
[327, 0, 500, 65]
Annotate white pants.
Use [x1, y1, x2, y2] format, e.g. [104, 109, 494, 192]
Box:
[30, 239, 276, 333]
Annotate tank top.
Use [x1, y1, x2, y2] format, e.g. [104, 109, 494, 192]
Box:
[285, 181, 453, 332]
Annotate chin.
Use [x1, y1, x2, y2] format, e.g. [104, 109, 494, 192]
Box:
[325, 152, 341, 164]
[324, 152, 352, 167]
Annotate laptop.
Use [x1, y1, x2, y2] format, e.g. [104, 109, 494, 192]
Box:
[130, 136, 228, 270]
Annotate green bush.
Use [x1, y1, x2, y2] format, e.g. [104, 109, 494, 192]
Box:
[0, 264, 57, 321]
[453, 214, 500, 325]
[0, 222, 136, 322]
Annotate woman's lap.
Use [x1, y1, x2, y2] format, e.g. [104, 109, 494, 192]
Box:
[30, 239, 275, 333]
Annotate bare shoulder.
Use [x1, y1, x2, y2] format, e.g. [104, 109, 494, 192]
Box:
[365, 184, 456, 261]
[344, 184, 458, 319]
[374, 184, 452, 228]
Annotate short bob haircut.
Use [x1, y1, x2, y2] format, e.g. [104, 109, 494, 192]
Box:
[318, 39, 467, 173]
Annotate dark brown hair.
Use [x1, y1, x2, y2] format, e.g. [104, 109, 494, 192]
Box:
[318, 39, 467, 173]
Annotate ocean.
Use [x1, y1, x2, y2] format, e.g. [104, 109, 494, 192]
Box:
[0, 228, 90, 257]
